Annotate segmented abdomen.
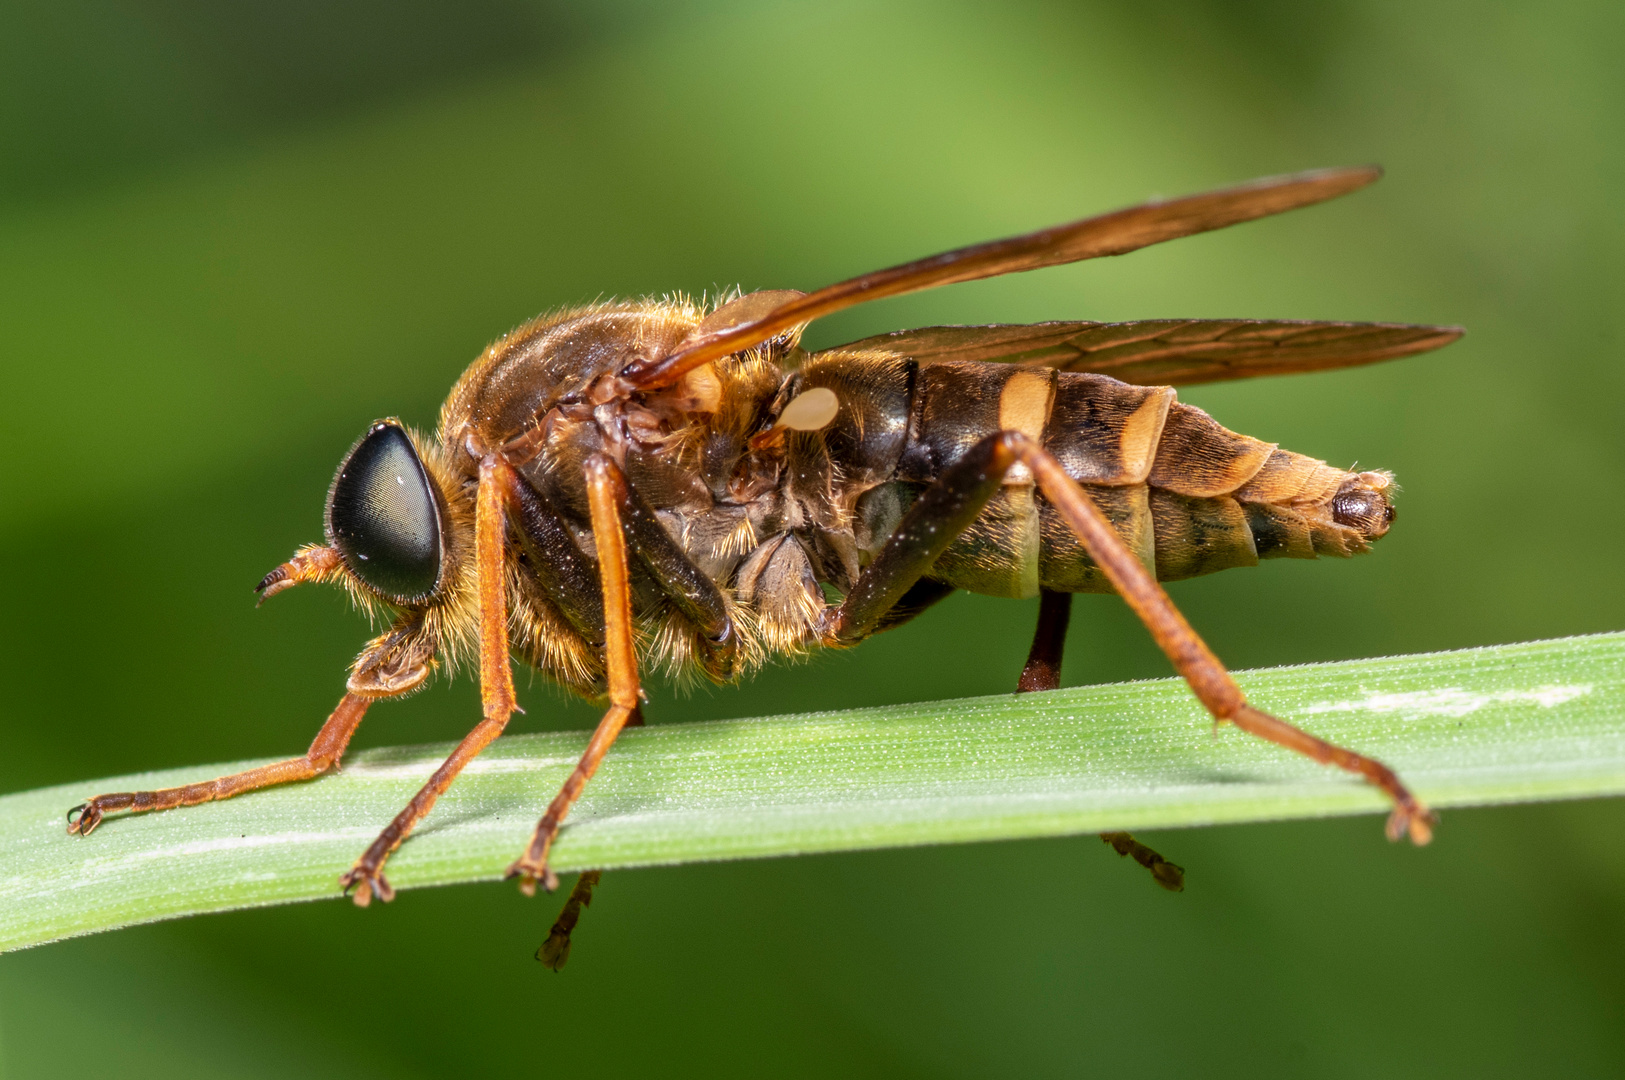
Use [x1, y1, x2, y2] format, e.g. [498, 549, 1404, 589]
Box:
[807, 357, 1394, 599]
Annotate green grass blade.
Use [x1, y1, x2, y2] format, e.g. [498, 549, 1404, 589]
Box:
[4, 633, 1623, 952]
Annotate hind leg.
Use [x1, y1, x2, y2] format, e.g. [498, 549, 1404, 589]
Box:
[830, 431, 1432, 845]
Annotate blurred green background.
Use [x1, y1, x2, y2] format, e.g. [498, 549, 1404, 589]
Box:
[2, 0, 1622, 1075]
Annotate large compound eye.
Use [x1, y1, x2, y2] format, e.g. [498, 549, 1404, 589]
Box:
[326, 421, 446, 603]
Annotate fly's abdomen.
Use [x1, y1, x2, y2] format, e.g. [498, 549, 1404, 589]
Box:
[884, 360, 1395, 597]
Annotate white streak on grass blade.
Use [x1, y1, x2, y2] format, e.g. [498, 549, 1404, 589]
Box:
[1300, 684, 1594, 720]
[342, 754, 582, 782]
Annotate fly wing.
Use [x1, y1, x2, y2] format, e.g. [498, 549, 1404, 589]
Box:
[627, 166, 1384, 388]
[817, 319, 1463, 386]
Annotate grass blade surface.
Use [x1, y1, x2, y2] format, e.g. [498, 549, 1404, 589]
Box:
[4, 633, 1623, 952]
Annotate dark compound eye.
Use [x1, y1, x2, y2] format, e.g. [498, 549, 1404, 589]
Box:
[326, 421, 446, 603]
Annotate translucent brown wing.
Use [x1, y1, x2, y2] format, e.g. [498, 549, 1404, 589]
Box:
[627, 166, 1383, 388]
[817, 318, 1463, 386]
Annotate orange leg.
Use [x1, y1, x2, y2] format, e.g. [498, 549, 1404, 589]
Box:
[507, 454, 642, 895]
[1009, 433, 1434, 844]
[834, 430, 1430, 844]
[68, 693, 371, 836]
[339, 454, 522, 906]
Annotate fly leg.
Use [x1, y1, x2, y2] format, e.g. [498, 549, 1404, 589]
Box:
[537, 870, 602, 971]
[506, 459, 735, 968]
[340, 453, 522, 906]
[506, 468, 607, 648]
[830, 431, 1433, 845]
[602, 454, 737, 678]
[1017, 589, 1184, 891]
[1012, 432, 1434, 844]
[71, 542, 437, 846]
[68, 693, 371, 836]
[503, 430, 735, 677]
[70, 575, 433, 836]
[1016, 588, 1073, 693]
[507, 454, 647, 895]
[1099, 832, 1185, 891]
[826, 437, 1022, 642]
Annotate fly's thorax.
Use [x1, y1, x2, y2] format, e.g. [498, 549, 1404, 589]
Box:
[423, 297, 829, 688]
[506, 359, 786, 523]
[438, 301, 709, 476]
[788, 354, 915, 487]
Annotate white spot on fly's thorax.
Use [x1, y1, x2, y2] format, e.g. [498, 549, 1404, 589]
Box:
[1301, 684, 1594, 720]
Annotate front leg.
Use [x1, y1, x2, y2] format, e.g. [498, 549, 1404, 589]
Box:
[69, 693, 371, 836]
[340, 453, 521, 906]
[67, 603, 434, 837]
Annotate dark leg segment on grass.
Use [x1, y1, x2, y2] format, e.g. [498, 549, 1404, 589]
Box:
[340, 453, 522, 906]
[1017, 589, 1074, 693]
[67, 693, 372, 837]
[1016, 589, 1184, 891]
[537, 870, 602, 970]
[830, 431, 1433, 844]
[507, 453, 645, 895]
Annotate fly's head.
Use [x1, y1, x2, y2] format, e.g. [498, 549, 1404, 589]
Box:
[257, 419, 477, 696]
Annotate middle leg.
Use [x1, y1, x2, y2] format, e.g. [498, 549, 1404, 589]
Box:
[506, 453, 644, 895]
[1017, 588, 1074, 693]
[504, 454, 735, 953]
[1017, 589, 1184, 892]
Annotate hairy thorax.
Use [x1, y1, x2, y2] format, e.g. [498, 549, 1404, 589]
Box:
[434, 300, 843, 692]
